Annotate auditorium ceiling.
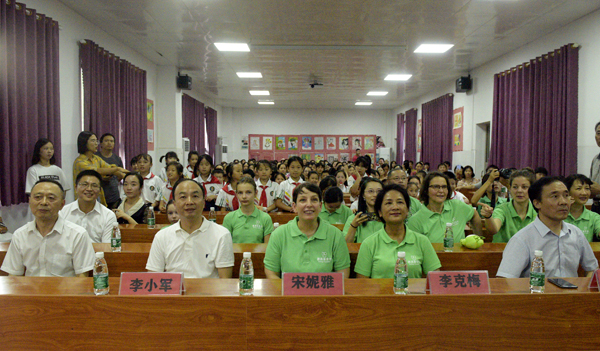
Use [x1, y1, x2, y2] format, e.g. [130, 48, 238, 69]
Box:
[59, 0, 600, 109]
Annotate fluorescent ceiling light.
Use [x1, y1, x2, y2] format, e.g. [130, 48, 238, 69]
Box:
[214, 43, 250, 52]
[249, 90, 270, 96]
[355, 102, 372, 106]
[258, 101, 274, 105]
[384, 74, 412, 81]
[237, 72, 262, 78]
[414, 44, 454, 53]
[367, 91, 388, 96]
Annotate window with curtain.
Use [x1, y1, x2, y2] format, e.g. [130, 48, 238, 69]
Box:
[182, 94, 206, 154]
[1, 1, 61, 205]
[489, 44, 579, 176]
[79, 40, 147, 165]
[421, 94, 454, 167]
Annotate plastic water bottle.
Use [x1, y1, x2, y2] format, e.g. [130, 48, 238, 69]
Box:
[394, 251, 408, 295]
[239, 252, 254, 296]
[93, 252, 109, 295]
[273, 222, 280, 231]
[146, 206, 155, 229]
[530, 250, 545, 293]
[443, 223, 454, 252]
[209, 207, 217, 223]
[111, 226, 121, 252]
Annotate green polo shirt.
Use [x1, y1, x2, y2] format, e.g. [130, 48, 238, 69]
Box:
[318, 203, 353, 225]
[408, 197, 423, 219]
[222, 207, 274, 243]
[476, 195, 507, 216]
[264, 218, 351, 274]
[354, 227, 441, 279]
[564, 207, 600, 242]
[343, 214, 385, 243]
[491, 200, 536, 243]
[406, 199, 475, 243]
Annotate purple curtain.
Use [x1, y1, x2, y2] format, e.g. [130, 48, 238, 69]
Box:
[182, 94, 206, 154]
[205, 107, 218, 159]
[490, 44, 579, 176]
[80, 40, 146, 164]
[421, 94, 454, 167]
[0, 2, 60, 206]
[396, 113, 405, 163]
[404, 109, 418, 163]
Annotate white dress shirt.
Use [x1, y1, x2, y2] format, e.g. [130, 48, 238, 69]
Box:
[60, 200, 118, 243]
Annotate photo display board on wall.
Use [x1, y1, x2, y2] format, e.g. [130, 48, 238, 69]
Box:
[249, 134, 377, 163]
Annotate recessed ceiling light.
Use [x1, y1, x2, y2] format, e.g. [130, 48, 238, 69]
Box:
[384, 74, 412, 81]
[414, 44, 454, 53]
[214, 43, 250, 52]
[367, 91, 388, 96]
[258, 101, 274, 105]
[249, 90, 270, 96]
[237, 72, 262, 78]
[355, 102, 372, 106]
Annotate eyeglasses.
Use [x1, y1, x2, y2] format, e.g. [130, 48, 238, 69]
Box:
[365, 189, 382, 195]
[430, 185, 448, 191]
[78, 182, 101, 190]
[389, 177, 408, 181]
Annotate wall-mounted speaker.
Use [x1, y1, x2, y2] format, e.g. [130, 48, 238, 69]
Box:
[177, 74, 192, 90]
[456, 76, 472, 93]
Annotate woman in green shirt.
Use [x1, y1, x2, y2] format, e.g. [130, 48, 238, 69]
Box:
[222, 176, 274, 243]
[480, 170, 537, 243]
[564, 174, 600, 242]
[355, 184, 441, 279]
[344, 177, 384, 243]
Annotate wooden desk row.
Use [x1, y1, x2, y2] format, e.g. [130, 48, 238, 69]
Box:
[155, 211, 298, 225]
[0, 276, 598, 350]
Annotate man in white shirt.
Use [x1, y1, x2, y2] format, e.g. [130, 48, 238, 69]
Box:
[60, 170, 118, 243]
[1, 180, 95, 277]
[497, 177, 598, 278]
[146, 179, 234, 278]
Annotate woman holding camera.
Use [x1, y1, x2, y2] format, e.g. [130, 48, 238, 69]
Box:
[343, 177, 384, 243]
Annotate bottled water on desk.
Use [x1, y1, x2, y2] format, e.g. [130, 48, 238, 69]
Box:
[111, 225, 121, 252]
[443, 223, 454, 252]
[93, 252, 109, 296]
[530, 250, 545, 293]
[239, 252, 254, 296]
[394, 251, 408, 295]
[146, 206, 155, 229]
[209, 207, 217, 223]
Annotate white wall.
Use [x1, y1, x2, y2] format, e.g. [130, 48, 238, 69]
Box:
[220, 108, 395, 161]
[395, 8, 600, 176]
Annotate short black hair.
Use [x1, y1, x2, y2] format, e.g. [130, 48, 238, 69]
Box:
[564, 174, 592, 191]
[77, 131, 96, 154]
[355, 156, 370, 169]
[75, 169, 102, 186]
[534, 167, 549, 176]
[172, 178, 205, 199]
[292, 182, 322, 203]
[99, 133, 115, 143]
[31, 179, 65, 199]
[123, 172, 144, 188]
[374, 184, 410, 224]
[443, 171, 456, 181]
[287, 156, 303, 168]
[323, 186, 344, 204]
[243, 169, 255, 179]
[319, 176, 337, 193]
[528, 176, 565, 211]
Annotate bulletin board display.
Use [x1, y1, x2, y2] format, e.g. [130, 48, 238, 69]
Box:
[248, 134, 376, 163]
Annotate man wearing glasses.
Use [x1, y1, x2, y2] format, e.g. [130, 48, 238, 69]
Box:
[1, 180, 95, 277]
[59, 170, 118, 243]
[387, 167, 423, 218]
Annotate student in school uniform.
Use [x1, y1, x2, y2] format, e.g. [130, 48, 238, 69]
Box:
[273, 172, 286, 185]
[255, 160, 280, 213]
[444, 171, 470, 205]
[212, 169, 225, 185]
[319, 187, 353, 225]
[335, 169, 349, 193]
[158, 151, 179, 183]
[184, 151, 200, 179]
[276, 156, 305, 212]
[222, 176, 274, 243]
[136, 154, 164, 208]
[216, 162, 243, 211]
[193, 155, 223, 210]
[159, 162, 184, 213]
[26, 138, 71, 195]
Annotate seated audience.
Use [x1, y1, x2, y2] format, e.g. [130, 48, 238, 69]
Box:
[444, 171, 470, 205]
[158, 151, 179, 183]
[457, 165, 479, 189]
[388, 168, 423, 218]
[184, 151, 200, 179]
[146, 179, 234, 278]
[273, 172, 286, 184]
[255, 160, 280, 213]
[307, 171, 320, 185]
[26, 138, 71, 195]
[216, 162, 244, 211]
[113, 172, 151, 224]
[343, 178, 384, 243]
[473, 172, 507, 217]
[263, 183, 350, 278]
[276, 156, 305, 212]
[137, 154, 164, 208]
[355, 184, 441, 279]
[407, 172, 482, 243]
[349, 156, 370, 197]
[222, 176, 274, 243]
[564, 174, 600, 242]
[497, 177, 598, 278]
[159, 162, 184, 212]
[1, 180, 95, 277]
[335, 169, 349, 193]
[535, 167, 549, 180]
[165, 199, 179, 225]
[59, 170, 118, 243]
[319, 187, 353, 225]
[193, 155, 222, 210]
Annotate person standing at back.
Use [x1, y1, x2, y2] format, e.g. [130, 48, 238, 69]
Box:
[95, 133, 125, 209]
